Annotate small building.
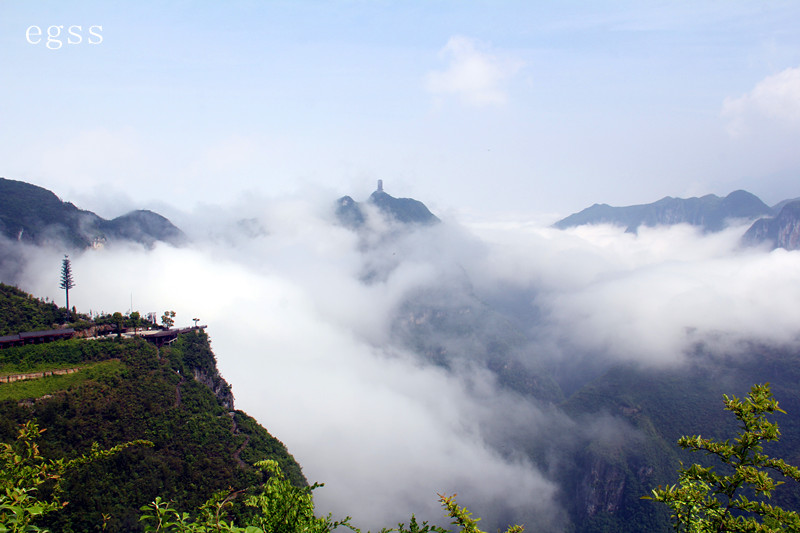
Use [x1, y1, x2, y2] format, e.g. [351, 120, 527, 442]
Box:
[0, 328, 75, 349]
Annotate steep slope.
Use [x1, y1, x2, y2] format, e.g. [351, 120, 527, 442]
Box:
[0, 177, 104, 248]
[367, 190, 439, 225]
[392, 282, 564, 403]
[0, 177, 186, 249]
[554, 190, 773, 233]
[0, 282, 68, 335]
[558, 346, 800, 533]
[0, 286, 305, 532]
[742, 200, 800, 250]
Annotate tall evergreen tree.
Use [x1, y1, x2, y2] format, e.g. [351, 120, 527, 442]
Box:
[60, 254, 75, 321]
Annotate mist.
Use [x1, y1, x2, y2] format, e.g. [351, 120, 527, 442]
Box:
[5, 190, 800, 531]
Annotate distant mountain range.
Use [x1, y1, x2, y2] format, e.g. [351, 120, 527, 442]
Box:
[5, 176, 800, 253]
[0, 177, 186, 249]
[553, 189, 800, 250]
[742, 201, 800, 250]
[5, 176, 800, 532]
[335, 180, 440, 229]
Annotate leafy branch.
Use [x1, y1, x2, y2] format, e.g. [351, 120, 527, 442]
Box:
[647, 383, 800, 532]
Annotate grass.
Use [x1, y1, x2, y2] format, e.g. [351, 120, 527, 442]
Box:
[1, 360, 85, 377]
[0, 359, 125, 401]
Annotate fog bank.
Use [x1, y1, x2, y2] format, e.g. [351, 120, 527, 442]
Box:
[6, 193, 800, 530]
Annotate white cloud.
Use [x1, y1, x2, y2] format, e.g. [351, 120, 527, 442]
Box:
[425, 36, 522, 107]
[12, 194, 800, 531]
[722, 66, 800, 136]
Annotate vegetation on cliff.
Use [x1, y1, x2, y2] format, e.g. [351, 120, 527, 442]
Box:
[648, 383, 800, 532]
[0, 285, 305, 531]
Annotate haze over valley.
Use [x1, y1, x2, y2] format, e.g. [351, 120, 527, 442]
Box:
[3, 177, 800, 531]
[2, 2, 800, 531]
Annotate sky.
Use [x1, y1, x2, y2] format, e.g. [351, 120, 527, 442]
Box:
[2, 1, 800, 221]
[4, 2, 800, 531]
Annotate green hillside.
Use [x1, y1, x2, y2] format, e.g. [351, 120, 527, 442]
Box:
[0, 286, 305, 532]
[0, 282, 69, 335]
[0, 177, 186, 249]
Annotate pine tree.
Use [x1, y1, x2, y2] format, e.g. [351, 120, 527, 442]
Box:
[60, 255, 75, 321]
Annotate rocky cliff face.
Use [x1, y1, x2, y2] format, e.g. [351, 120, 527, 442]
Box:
[193, 367, 235, 410]
[576, 457, 627, 517]
[742, 201, 800, 250]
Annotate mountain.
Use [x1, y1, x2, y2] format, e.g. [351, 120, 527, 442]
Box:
[103, 209, 187, 247]
[335, 181, 440, 229]
[556, 346, 800, 533]
[553, 190, 773, 233]
[742, 200, 800, 250]
[0, 284, 305, 532]
[772, 197, 800, 213]
[0, 177, 186, 248]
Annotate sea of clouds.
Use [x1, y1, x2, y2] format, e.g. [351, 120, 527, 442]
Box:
[6, 190, 800, 531]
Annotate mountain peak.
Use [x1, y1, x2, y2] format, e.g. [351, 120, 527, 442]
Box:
[0, 177, 186, 249]
[554, 190, 773, 233]
[742, 200, 800, 250]
[335, 181, 439, 228]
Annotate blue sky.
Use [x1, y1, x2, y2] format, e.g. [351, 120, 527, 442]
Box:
[2, 1, 799, 219]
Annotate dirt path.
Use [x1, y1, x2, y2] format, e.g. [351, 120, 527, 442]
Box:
[0, 367, 82, 384]
[230, 415, 251, 469]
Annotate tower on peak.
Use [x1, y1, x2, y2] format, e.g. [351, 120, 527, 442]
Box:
[377, 179, 383, 192]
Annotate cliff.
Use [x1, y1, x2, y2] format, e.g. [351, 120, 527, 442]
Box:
[0, 284, 305, 532]
[742, 200, 800, 250]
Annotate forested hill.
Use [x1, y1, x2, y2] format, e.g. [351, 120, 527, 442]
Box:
[0, 282, 68, 335]
[0, 177, 186, 248]
[0, 285, 305, 532]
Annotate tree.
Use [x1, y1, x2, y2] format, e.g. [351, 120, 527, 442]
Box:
[130, 311, 141, 334]
[59, 256, 75, 322]
[161, 311, 176, 329]
[647, 383, 800, 532]
[138, 460, 355, 533]
[438, 494, 522, 533]
[0, 421, 150, 533]
[112, 312, 125, 338]
[2, 421, 515, 533]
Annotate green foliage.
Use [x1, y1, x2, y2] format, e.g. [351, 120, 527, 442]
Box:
[437, 494, 522, 533]
[241, 460, 353, 533]
[3, 421, 507, 533]
[0, 337, 133, 370]
[0, 285, 67, 336]
[136, 460, 353, 533]
[59, 256, 75, 321]
[0, 361, 124, 402]
[0, 332, 305, 531]
[166, 331, 217, 377]
[0, 420, 150, 532]
[161, 312, 175, 329]
[647, 383, 800, 532]
[379, 514, 447, 533]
